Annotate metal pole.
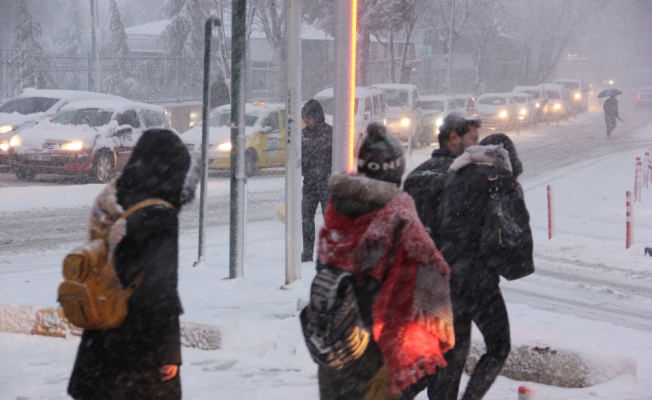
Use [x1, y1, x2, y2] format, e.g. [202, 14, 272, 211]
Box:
[230, 0, 247, 279]
[333, 0, 357, 174]
[90, 0, 102, 92]
[196, 17, 222, 268]
[446, 0, 455, 95]
[284, 0, 302, 285]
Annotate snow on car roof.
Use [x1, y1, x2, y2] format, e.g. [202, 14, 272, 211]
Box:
[421, 94, 457, 101]
[370, 83, 418, 90]
[211, 102, 284, 114]
[18, 88, 127, 102]
[313, 86, 383, 99]
[477, 93, 511, 99]
[60, 100, 166, 113]
[514, 85, 543, 91]
[540, 83, 566, 90]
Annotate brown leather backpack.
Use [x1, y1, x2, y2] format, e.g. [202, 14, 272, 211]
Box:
[58, 199, 175, 330]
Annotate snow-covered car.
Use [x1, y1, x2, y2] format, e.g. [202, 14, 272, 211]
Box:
[181, 102, 285, 177]
[540, 83, 570, 118]
[635, 87, 652, 108]
[313, 86, 386, 149]
[370, 83, 427, 145]
[513, 85, 547, 121]
[450, 94, 476, 115]
[475, 93, 518, 130]
[553, 78, 589, 112]
[0, 89, 127, 164]
[8, 100, 170, 182]
[507, 92, 535, 124]
[420, 94, 466, 138]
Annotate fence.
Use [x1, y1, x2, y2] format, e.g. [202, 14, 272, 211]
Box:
[0, 49, 334, 105]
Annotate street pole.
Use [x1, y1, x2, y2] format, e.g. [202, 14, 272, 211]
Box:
[89, 0, 102, 92]
[446, 0, 455, 95]
[284, 0, 302, 285]
[230, 0, 247, 279]
[196, 17, 221, 268]
[333, 0, 358, 174]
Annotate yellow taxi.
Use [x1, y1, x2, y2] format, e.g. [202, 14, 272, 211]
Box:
[181, 102, 285, 176]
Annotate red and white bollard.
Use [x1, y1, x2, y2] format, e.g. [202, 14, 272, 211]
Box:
[626, 190, 633, 249]
[635, 158, 642, 202]
[644, 152, 650, 189]
[547, 185, 555, 239]
[518, 385, 537, 400]
[648, 149, 652, 185]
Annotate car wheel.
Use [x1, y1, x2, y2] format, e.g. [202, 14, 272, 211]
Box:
[89, 151, 115, 183]
[245, 149, 259, 177]
[15, 169, 36, 181]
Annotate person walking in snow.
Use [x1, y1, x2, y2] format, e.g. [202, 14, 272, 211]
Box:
[603, 95, 619, 137]
[427, 133, 534, 400]
[68, 129, 200, 400]
[300, 123, 455, 400]
[301, 99, 333, 262]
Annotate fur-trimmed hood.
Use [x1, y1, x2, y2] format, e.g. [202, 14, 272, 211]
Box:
[329, 172, 401, 216]
[448, 144, 511, 173]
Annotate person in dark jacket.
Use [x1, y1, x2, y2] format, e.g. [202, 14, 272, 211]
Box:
[404, 113, 480, 246]
[302, 123, 454, 399]
[301, 99, 333, 262]
[603, 95, 619, 137]
[68, 129, 200, 400]
[427, 133, 533, 400]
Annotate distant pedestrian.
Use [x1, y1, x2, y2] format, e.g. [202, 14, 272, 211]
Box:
[301, 99, 332, 262]
[210, 76, 230, 109]
[68, 129, 200, 400]
[300, 123, 455, 399]
[603, 95, 619, 137]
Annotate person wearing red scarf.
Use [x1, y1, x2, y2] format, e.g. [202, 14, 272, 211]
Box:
[301, 123, 455, 399]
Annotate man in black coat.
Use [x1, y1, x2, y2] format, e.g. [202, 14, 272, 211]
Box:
[603, 95, 619, 137]
[68, 129, 200, 400]
[301, 99, 333, 262]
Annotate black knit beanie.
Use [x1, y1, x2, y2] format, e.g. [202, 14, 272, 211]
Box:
[480, 133, 523, 177]
[301, 99, 325, 123]
[357, 123, 405, 185]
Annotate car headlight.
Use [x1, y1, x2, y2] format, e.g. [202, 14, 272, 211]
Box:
[61, 141, 84, 151]
[383, 118, 387, 125]
[519, 108, 527, 115]
[217, 141, 232, 152]
[499, 110, 508, 119]
[535, 102, 540, 108]
[400, 117, 411, 127]
[0, 125, 14, 134]
[9, 135, 21, 147]
[0, 142, 9, 152]
[436, 117, 444, 127]
[574, 93, 581, 100]
[554, 103, 561, 110]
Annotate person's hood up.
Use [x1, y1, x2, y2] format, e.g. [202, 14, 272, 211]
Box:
[329, 172, 401, 216]
[302, 99, 325, 123]
[116, 129, 200, 212]
[448, 144, 511, 173]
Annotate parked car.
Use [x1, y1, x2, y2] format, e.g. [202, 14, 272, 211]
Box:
[370, 83, 427, 145]
[635, 87, 652, 108]
[553, 78, 589, 112]
[313, 86, 386, 148]
[8, 100, 170, 182]
[475, 93, 517, 130]
[420, 95, 466, 139]
[0, 89, 127, 165]
[540, 83, 570, 118]
[182, 102, 285, 177]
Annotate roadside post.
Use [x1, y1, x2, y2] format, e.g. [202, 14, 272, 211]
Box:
[196, 16, 222, 268]
[626, 190, 633, 249]
[230, 1, 247, 278]
[635, 157, 642, 202]
[516, 116, 520, 135]
[644, 152, 649, 189]
[547, 185, 555, 239]
[283, 0, 302, 286]
[518, 385, 537, 400]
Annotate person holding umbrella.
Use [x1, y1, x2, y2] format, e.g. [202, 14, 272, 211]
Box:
[598, 88, 623, 137]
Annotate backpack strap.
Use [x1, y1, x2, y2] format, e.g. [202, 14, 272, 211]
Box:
[119, 199, 176, 221]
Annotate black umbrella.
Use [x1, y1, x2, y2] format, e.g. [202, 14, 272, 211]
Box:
[598, 88, 623, 98]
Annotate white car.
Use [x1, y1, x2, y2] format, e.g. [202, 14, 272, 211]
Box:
[540, 83, 570, 118]
[553, 79, 589, 112]
[475, 93, 518, 130]
[0, 89, 127, 164]
[370, 83, 426, 145]
[313, 86, 386, 148]
[181, 102, 285, 177]
[420, 95, 466, 138]
[8, 100, 170, 182]
[507, 92, 535, 124]
[513, 85, 547, 121]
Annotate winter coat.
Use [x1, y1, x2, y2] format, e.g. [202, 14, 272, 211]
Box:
[435, 145, 534, 296]
[403, 148, 457, 243]
[603, 97, 619, 118]
[314, 172, 454, 394]
[68, 129, 200, 400]
[301, 100, 333, 186]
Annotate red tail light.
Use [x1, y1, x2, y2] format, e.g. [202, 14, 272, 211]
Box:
[637, 94, 642, 99]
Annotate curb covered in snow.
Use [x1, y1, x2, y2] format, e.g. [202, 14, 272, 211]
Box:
[0, 304, 221, 350]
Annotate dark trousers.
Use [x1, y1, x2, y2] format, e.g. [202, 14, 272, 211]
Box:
[302, 181, 330, 261]
[605, 114, 616, 136]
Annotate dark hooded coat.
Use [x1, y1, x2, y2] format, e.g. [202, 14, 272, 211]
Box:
[68, 129, 199, 400]
[301, 99, 333, 185]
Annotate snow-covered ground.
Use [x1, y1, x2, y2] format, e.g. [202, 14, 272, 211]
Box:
[1, 106, 652, 399]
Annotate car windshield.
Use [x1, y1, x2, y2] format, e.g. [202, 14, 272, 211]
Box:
[522, 91, 540, 99]
[0, 97, 59, 115]
[382, 90, 409, 108]
[547, 91, 561, 99]
[50, 108, 114, 127]
[560, 82, 580, 90]
[478, 96, 506, 105]
[209, 111, 260, 127]
[421, 101, 445, 112]
[314, 97, 359, 115]
[452, 99, 466, 108]
[512, 96, 527, 104]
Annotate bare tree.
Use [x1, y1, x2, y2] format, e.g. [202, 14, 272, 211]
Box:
[466, 0, 505, 94]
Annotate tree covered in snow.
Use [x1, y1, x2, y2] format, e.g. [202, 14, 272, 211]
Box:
[162, 0, 204, 58]
[466, 0, 506, 94]
[104, 0, 135, 97]
[60, 0, 82, 55]
[109, 0, 130, 57]
[13, 0, 56, 90]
